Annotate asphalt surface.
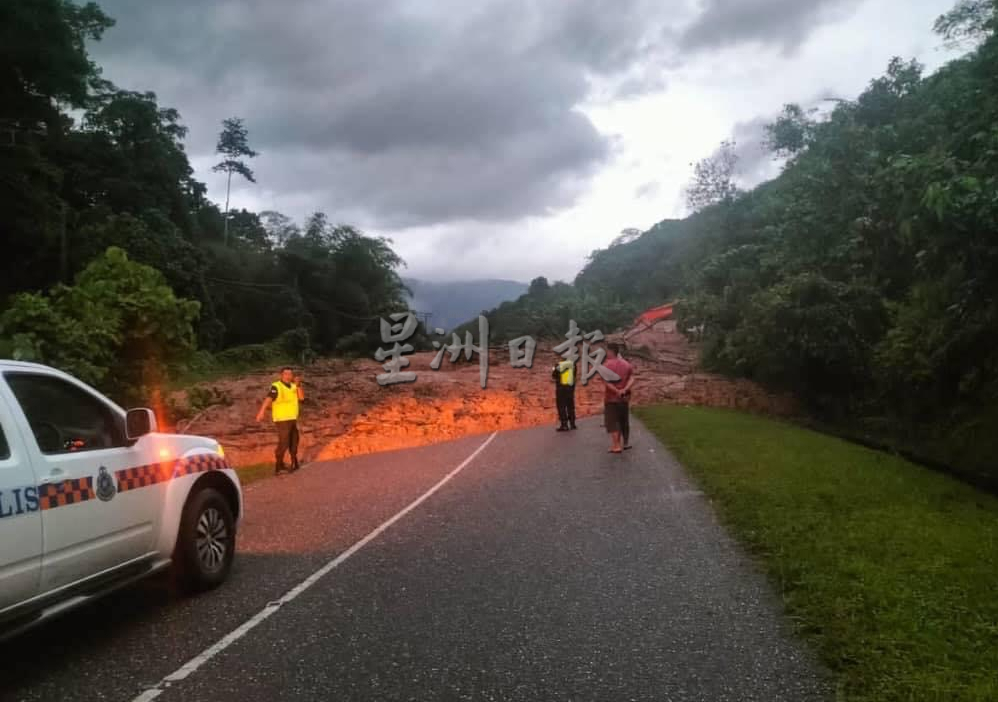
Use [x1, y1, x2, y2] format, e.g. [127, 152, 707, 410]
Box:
[1, 417, 832, 702]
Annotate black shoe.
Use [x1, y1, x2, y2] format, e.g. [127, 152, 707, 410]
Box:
[569, 423, 577, 430]
[290, 458, 301, 472]
[556, 424, 568, 432]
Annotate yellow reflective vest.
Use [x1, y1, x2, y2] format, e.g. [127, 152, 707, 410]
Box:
[557, 360, 575, 386]
[271, 381, 299, 422]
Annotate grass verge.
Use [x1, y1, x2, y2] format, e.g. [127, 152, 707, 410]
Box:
[233, 462, 274, 486]
[168, 351, 299, 391]
[634, 405, 998, 702]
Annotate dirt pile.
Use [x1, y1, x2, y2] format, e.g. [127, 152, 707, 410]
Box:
[171, 328, 797, 468]
[622, 318, 696, 373]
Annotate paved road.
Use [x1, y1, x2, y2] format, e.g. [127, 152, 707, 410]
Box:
[1, 417, 831, 702]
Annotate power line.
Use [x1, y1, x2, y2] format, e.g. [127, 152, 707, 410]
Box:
[205, 276, 288, 289]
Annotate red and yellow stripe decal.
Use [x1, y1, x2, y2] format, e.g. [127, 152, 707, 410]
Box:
[115, 454, 230, 494]
[38, 478, 95, 510]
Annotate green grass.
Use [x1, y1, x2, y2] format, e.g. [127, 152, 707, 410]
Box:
[233, 462, 274, 486]
[635, 405, 998, 702]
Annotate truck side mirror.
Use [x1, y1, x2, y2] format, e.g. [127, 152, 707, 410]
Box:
[126, 408, 158, 440]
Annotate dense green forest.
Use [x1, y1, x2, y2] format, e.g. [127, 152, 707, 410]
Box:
[0, 0, 415, 402]
[469, 0, 998, 485]
[3, 0, 997, 483]
[453, 275, 640, 343]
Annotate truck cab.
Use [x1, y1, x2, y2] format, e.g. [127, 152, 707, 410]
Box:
[0, 360, 242, 640]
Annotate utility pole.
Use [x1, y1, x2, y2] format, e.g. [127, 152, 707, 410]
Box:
[411, 311, 434, 335]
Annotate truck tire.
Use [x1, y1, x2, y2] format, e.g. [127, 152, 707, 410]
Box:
[174, 487, 236, 593]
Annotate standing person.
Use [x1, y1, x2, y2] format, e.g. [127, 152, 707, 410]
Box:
[551, 352, 578, 431]
[255, 366, 305, 475]
[602, 343, 635, 454]
[617, 348, 634, 449]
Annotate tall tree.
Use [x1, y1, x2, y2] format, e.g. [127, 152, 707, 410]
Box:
[0, 0, 114, 296]
[933, 0, 997, 45]
[684, 140, 740, 214]
[212, 117, 257, 245]
[0, 0, 114, 129]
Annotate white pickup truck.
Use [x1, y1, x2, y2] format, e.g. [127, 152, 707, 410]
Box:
[0, 360, 243, 641]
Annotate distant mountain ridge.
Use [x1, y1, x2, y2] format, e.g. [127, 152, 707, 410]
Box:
[403, 277, 528, 331]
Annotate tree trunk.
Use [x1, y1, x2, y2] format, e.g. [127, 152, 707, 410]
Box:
[59, 200, 68, 283]
[223, 169, 232, 246]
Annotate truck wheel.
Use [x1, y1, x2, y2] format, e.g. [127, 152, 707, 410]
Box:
[175, 487, 236, 592]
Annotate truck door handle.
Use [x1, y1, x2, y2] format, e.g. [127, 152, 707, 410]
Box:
[39, 468, 65, 484]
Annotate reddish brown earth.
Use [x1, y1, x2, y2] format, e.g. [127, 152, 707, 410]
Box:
[170, 320, 797, 468]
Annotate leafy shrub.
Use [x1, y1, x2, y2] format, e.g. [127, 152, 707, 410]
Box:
[187, 385, 233, 412]
[0, 246, 199, 404]
[214, 343, 272, 367]
[335, 331, 370, 356]
[274, 326, 312, 356]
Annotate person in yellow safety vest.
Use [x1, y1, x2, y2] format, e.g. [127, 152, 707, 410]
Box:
[551, 352, 578, 432]
[255, 366, 305, 475]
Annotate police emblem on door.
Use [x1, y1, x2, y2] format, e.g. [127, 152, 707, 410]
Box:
[96, 466, 116, 502]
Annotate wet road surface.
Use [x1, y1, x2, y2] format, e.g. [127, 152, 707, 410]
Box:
[1, 418, 831, 702]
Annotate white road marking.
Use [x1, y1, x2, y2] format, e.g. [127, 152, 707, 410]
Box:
[132, 431, 499, 702]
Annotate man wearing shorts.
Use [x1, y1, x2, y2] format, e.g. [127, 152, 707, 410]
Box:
[602, 343, 635, 454]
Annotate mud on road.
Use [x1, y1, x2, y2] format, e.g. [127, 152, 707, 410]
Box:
[169, 324, 797, 470]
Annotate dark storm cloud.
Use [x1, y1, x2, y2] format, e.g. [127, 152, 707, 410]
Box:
[679, 0, 861, 53]
[87, 0, 674, 227]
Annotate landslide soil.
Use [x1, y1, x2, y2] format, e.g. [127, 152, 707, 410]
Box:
[169, 324, 797, 469]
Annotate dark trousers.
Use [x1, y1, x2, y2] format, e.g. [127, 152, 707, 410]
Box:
[621, 401, 630, 445]
[556, 384, 576, 426]
[604, 401, 630, 444]
[275, 420, 299, 468]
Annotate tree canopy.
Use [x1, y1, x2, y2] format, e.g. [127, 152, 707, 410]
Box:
[0, 0, 410, 403]
[554, 0, 998, 483]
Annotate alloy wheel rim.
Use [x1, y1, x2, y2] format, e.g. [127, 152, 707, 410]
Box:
[195, 507, 228, 572]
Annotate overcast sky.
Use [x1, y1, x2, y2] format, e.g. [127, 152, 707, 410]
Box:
[88, 0, 963, 284]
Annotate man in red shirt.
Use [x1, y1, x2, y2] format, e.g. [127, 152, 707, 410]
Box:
[602, 342, 635, 454]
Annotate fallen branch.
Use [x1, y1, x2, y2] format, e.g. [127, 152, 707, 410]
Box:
[177, 407, 212, 434]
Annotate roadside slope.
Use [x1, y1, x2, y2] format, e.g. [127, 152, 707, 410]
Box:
[171, 330, 795, 468]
